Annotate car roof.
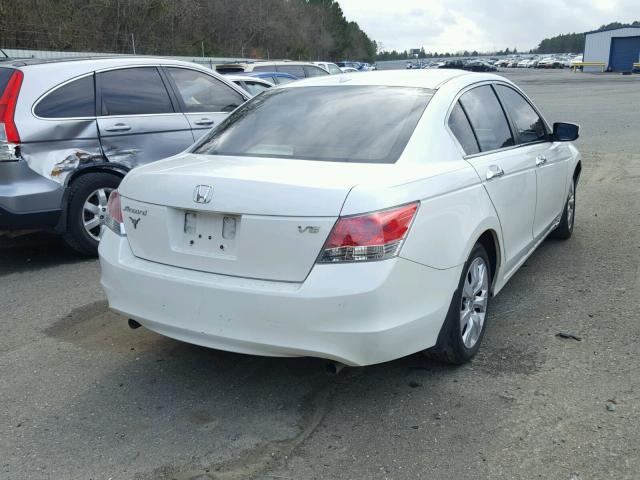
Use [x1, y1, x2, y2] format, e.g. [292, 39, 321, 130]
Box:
[1, 55, 210, 70]
[281, 69, 496, 90]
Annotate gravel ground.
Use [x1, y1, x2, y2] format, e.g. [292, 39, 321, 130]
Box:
[1, 69, 639, 480]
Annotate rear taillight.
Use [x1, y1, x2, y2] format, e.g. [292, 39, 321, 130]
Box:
[317, 202, 419, 263]
[0, 70, 23, 144]
[105, 190, 126, 236]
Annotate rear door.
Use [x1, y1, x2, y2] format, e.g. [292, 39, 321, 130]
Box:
[164, 67, 247, 140]
[494, 84, 569, 239]
[96, 66, 193, 166]
[453, 84, 537, 271]
[25, 73, 102, 179]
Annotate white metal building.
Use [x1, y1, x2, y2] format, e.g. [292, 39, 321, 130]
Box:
[583, 26, 640, 72]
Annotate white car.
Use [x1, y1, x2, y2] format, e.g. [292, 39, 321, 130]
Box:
[99, 70, 582, 367]
[223, 75, 274, 97]
[340, 66, 359, 73]
[313, 61, 344, 75]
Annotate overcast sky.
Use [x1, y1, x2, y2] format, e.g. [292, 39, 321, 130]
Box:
[339, 0, 637, 53]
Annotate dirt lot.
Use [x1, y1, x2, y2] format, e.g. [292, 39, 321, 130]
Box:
[1, 69, 639, 480]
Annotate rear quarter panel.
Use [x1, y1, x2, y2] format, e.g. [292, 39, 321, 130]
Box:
[342, 75, 504, 271]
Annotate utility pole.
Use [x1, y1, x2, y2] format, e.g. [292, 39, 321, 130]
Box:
[131, 33, 136, 54]
[201, 40, 205, 58]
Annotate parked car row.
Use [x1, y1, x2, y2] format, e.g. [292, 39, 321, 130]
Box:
[337, 61, 376, 71]
[0, 56, 375, 254]
[407, 60, 496, 72]
[0, 52, 582, 367]
[438, 60, 498, 72]
[495, 54, 581, 69]
[407, 53, 582, 71]
[215, 59, 375, 79]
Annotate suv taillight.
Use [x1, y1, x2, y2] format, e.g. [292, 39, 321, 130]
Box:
[105, 191, 126, 236]
[0, 70, 23, 144]
[317, 202, 419, 263]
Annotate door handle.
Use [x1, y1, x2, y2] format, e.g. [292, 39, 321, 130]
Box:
[194, 118, 214, 126]
[486, 165, 504, 181]
[105, 123, 131, 132]
[536, 155, 547, 166]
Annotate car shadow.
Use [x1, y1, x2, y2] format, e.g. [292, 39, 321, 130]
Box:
[0, 232, 92, 277]
[33, 299, 459, 479]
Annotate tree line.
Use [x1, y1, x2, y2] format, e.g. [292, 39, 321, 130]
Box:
[0, 0, 377, 62]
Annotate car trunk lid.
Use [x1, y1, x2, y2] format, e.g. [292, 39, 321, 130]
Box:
[118, 154, 393, 282]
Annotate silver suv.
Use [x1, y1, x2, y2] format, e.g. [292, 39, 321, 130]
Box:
[0, 56, 248, 254]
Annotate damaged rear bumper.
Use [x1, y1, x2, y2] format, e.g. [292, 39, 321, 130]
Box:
[0, 159, 64, 230]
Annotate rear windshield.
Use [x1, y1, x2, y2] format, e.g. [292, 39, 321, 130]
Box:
[193, 85, 433, 164]
[0, 68, 15, 94]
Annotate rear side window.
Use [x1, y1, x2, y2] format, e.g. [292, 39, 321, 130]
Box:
[252, 65, 273, 72]
[242, 81, 270, 96]
[459, 85, 514, 152]
[276, 65, 305, 78]
[448, 102, 480, 155]
[327, 64, 343, 75]
[99, 67, 173, 116]
[495, 85, 547, 143]
[194, 85, 433, 164]
[304, 66, 329, 77]
[35, 75, 95, 118]
[274, 76, 294, 85]
[167, 67, 245, 113]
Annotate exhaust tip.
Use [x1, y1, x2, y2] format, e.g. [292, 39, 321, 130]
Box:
[128, 319, 142, 330]
[325, 361, 346, 375]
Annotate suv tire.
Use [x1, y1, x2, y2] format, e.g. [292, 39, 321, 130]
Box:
[63, 172, 121, 256]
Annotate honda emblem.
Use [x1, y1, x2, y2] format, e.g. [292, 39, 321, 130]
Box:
[193, 185, 213, 204]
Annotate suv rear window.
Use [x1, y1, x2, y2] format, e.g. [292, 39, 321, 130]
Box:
[194, 86, 433, 164]
[34, 75, 95, 118]
[0, 68, 15, 95]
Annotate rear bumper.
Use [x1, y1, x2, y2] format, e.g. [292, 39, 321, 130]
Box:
[99, 231, 462, 366]
[0, 160, 64, 230]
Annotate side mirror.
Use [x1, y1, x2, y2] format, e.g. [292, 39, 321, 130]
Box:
[553, 122, 580, 141]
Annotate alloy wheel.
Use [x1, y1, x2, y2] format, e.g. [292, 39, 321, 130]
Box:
[82, 187, 114, 241]
[567, 180, 575, 229]
[460, 257, 489, 349]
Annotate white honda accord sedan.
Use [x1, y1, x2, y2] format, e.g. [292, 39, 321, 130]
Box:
[99, 70, 582, 366]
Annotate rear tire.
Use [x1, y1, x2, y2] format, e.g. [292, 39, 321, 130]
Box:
[424, 243, 491, 364]
[552, 177, 576, 240]
[63, 172, 121, 256]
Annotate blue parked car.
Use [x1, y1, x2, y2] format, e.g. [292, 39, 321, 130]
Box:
[235, 71, 299, 85]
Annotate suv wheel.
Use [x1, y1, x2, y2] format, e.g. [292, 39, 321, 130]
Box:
[63, 172, 121, 256]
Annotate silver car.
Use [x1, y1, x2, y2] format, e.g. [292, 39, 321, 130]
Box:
[0, 56, 248, 254]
